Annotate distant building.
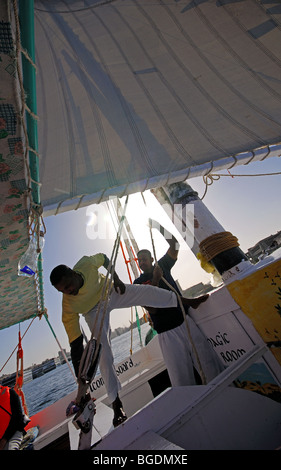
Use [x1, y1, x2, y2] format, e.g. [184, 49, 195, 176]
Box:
[58, 349, 71, 364]
[23, 368, 33, 384]
[0, 354, 70, 386]
[246, 230, 281, 263]
[0, 372, 16, 387]
[42, 358, 56, 373]
[32, 358, 56, 379]
[32, 364, 44, 380]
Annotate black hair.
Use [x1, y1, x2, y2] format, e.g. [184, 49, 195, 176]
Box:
[137, 249, 152, 258]
[50, 264, 72, 286]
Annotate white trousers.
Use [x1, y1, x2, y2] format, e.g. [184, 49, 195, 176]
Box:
[84, 284, 177, 403]
[158, 317, 224, 387]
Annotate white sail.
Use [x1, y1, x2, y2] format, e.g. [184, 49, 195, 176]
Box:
[32, 0, 281, 215]
[1, 0, 281, 328]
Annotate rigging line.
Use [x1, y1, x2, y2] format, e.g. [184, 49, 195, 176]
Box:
[108, 200, 142, 353]
[119, 240, 144, 349]
[2, 308, 78, 384]
[0, 313, 75, 383]
[0, 317, 36, 374]
[141, 191, 207, 385]
[116, 198, 140, 271]
[120, 241, 133, 284]
[91, 196, 129, 362]
[14, 1, 47, 322]
[107, 201, 134, 282]
[12, 0, 34, 209]
[11, 3, 74, 383]
[201, 170, 281, 200]
[108, 198, 140, 280]
[210, 171, 281, 177]
[43, 312, 77, 383]
[106, 199, 119, 235]
[107, 200, 136, 283]
[116, 205, 140, 279]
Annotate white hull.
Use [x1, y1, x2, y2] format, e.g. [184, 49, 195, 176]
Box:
[30, 337, 281, 451]
[93, 346, 280, 451]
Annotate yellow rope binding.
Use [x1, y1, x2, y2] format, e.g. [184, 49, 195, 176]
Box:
[199, 231, 239, 262]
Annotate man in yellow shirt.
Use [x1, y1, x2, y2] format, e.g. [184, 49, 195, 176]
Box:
[50, 253, 207, 427]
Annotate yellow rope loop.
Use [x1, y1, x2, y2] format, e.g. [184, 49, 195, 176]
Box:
[201, 174, 220, 200]
[201, 169, 281, 200]
[199, 231, 239, 262]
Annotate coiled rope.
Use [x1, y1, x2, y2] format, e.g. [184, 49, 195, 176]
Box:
[199, 231, 240, 262]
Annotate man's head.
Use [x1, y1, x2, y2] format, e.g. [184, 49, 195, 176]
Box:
[50, 264, 82, 295]
[137, 249, 154, 274]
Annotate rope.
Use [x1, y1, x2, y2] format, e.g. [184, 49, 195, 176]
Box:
[90, 196, 129, 367]
[12, 0, 39, 211]
[201, 174, 220, 200]
[14, 330, 29, 416]
[119, 240, 145, 352]
[199, 231, 239, 262]
[43, 312, 77, 383]
[201, 170, 281, 200]
[0, 312, 77, 384]
[140, 193, 207, 385]
[0, 317, 36, 374]
[11, 4, 73, 383]
[12, 0, 47, 318]
[108, 199, 144, 354]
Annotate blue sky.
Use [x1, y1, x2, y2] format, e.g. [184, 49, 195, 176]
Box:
[0, 155, 280, 375]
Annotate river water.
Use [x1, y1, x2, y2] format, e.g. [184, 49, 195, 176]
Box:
[23, 323, 150, 416]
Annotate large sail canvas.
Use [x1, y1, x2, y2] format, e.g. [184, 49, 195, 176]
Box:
[33, 0, 281, 215]
[1, 0, 281, 329]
